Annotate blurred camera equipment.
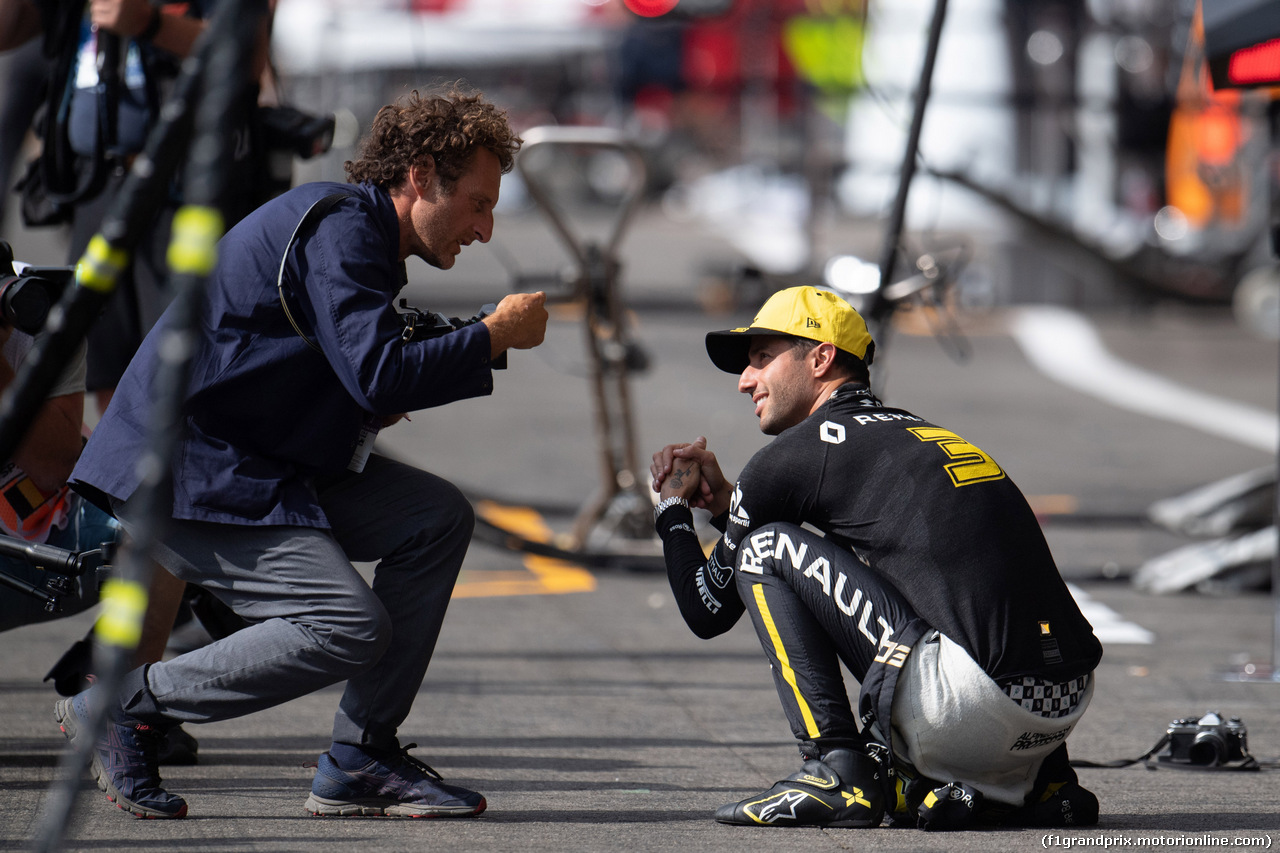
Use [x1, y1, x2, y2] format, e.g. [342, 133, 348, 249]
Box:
[0, 534, 114, 614]
[0, 242, 75, 335]
[257, 105, 336, 202]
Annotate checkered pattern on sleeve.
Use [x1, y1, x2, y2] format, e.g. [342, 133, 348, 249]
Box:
[998, 674, 1090, 718]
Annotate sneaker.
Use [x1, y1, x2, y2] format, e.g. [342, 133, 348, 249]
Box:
[54, 691, 188, 819]
[304, 744, 486, 818]
[157, 725, 199, 766]
[714, 746, 885, 828]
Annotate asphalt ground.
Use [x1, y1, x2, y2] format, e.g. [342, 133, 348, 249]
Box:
[2, 201, 1280, 852]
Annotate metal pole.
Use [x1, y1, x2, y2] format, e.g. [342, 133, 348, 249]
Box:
[31, 2, 265, 848]
[868, 0, 950, 338]
[1273, 346, 1279, 670]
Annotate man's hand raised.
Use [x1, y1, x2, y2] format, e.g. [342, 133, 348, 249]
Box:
[482, 291, 548, 358]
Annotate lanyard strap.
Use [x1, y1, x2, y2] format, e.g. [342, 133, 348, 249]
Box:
[276, 191, 354, 354]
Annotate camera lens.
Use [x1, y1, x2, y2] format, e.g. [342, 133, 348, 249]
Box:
[1189, 731, 1226, 766]
[0, 276, 53, 334]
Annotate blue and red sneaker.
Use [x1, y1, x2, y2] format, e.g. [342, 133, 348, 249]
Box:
[54, 691, 188, 820]
[305, 744, 486, 818]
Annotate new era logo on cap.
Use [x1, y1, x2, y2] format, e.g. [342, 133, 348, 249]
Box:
[704, 286, 874, 374]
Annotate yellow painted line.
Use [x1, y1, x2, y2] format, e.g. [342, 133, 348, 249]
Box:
[455, 501, 596, 598]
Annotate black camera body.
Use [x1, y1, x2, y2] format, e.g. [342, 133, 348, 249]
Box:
[0, 241, 74, 335]
[257, 106, 336, 204]
[397, 300, 506, 369]
[1161, 711, 1249, 767]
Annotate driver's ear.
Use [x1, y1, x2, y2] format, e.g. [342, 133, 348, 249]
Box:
[812, 342, 839, 377]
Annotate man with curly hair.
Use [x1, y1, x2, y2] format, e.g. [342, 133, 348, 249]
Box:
[63, 88, 547, 820]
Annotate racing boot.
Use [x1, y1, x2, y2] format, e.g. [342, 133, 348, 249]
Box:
[1009, 743, 1100, 828]
[885, 763, 936, 827]
[916, 780, 983, 831]
[714, 743, 886, 828]
[1018, 780, 1099, 827]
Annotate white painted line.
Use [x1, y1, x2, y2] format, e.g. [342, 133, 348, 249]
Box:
[1010, 306, 1278, 453]
[1069, 583, 1154, 645]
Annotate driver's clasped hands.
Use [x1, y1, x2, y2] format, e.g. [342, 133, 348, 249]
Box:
[650, 436, 731, 515]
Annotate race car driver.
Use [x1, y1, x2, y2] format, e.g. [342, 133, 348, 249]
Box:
[649, 286, 1102, 831]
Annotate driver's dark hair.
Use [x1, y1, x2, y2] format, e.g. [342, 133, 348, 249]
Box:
[788, 337, 872, 386]
[344, 88, 522, 192]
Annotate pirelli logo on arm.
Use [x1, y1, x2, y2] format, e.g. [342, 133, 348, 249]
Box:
[907, 427, 1005, 487]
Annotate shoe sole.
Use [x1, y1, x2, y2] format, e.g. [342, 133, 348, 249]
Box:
[54, 699, 188, 820]
[715, 815, 883, 828]
[714, 792, 884, 828]
[303, 793, 487, 819]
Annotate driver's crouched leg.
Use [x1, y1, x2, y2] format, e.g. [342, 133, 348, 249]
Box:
[722, 521, 926, 828]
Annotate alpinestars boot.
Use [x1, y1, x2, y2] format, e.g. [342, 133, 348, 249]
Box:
[715, 745, 886, 828]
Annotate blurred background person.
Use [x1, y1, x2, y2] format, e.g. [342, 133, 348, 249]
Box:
[0, 0, 269, 413]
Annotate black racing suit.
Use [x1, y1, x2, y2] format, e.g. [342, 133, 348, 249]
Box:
[656, 383, 1102, 756]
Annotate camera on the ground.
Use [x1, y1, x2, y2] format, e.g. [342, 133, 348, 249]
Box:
[1160, 711, 1248, 767]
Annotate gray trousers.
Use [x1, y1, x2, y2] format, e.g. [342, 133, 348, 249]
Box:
[112, 454, 474, 752]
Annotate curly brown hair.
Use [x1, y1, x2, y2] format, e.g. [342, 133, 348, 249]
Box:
[344, 88, 521, 191]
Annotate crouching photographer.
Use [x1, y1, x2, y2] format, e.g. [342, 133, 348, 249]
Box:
[62, 87, 548, 821]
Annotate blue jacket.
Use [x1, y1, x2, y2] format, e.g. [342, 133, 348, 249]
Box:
[69, 181, 495, 527]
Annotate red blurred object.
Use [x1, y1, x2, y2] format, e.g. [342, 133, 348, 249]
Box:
[411, 0, 462, 11]
[683, 21, 737, 89]
[1227, 38, 1280, 87]
[682, 0, 801, 98]
[1203, 0, 1280, 89]
[625, 0, 681, 17]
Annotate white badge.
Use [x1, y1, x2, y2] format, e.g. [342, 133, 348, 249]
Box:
[347, 418, 379, 473]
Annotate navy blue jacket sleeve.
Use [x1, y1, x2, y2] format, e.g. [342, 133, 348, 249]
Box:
[293, 196, 494, 414]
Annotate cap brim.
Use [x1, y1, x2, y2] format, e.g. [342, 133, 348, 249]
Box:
[705, 327, 783, 374]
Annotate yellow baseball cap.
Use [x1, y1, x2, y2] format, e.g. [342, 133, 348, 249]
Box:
[705, 286, 875, 374]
